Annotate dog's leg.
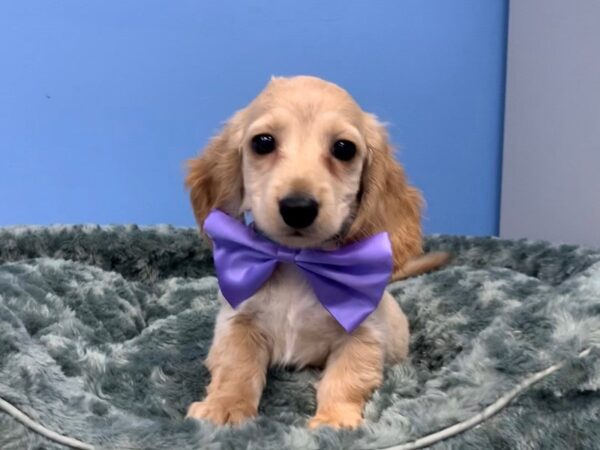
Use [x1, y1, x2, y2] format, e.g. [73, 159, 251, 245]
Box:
[308, 327, 383, 429]
[186, 315, 269, 425]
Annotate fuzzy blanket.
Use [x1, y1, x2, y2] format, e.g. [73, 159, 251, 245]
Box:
[0, 226, 599, 450]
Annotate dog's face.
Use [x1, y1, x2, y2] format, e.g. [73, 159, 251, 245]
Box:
[187, 76, 423, 268]
[239, 78, 366, 248]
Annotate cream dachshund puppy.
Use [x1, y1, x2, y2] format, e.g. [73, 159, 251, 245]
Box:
[185, 76, 447, 429]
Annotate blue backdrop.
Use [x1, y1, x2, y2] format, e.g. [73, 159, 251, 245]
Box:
[0, 1, 507, 235]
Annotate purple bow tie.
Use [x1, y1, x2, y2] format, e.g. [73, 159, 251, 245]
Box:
[204, 209, 393, 332]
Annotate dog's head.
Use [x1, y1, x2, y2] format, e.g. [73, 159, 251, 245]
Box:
[186, 76, 423, 270]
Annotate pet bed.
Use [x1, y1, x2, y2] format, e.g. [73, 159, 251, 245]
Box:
[0, 226, 599, 449]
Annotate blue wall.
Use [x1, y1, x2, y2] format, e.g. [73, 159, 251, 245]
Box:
[0, 1, 507, 235]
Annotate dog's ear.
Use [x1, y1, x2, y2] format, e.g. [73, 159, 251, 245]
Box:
[347, 114, 423, 272]
[185, 110, 245, 230]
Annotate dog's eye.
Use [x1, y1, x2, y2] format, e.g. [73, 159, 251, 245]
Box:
[251, 134, 276, 155]
[331, 140, 357, 161]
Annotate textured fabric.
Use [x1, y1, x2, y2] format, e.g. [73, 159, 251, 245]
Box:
[205, 210, 393, 332]
[0, 226, 599, 449]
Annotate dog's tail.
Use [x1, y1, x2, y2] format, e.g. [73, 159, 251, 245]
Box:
[391, 251, 451, 282]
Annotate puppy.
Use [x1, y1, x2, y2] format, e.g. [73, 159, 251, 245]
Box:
[185, 76, 445, 429]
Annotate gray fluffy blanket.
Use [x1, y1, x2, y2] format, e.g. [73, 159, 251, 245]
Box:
[0, 226, 599, 449]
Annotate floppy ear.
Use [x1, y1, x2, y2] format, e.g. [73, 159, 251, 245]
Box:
[185, 111, 245, 230]
[347, 114, 423, 272]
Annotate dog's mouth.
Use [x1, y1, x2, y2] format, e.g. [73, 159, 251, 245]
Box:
[269, 229, 321, 248]
[266, 217, 355, 249]
[249, 223, 329, 249]
[246, 205, 356, 249]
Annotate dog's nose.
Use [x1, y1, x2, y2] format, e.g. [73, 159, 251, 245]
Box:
[279, 195, 319, 229]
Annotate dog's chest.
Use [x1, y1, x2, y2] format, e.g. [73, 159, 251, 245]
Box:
[241, 263, 338, 367]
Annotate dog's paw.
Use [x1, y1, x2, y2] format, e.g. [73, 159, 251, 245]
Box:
[307, 406, 363, 429]
[186, 397, 256, 426]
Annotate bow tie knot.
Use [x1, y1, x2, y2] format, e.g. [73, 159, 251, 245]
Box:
[204, 209, 393, 332]
[276, 246, 299, 263]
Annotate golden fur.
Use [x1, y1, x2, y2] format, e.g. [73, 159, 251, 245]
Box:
[185, 76, 443, 429]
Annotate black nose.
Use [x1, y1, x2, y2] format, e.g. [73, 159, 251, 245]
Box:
[279, 195, 319, 229]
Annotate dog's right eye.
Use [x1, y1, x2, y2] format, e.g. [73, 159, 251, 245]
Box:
[251, 134, 276, 155]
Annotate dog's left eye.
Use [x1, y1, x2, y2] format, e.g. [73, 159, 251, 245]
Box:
[331, 140, 357, 161]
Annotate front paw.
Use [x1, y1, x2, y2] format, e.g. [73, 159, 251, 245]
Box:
[186, 397, 257, 426]
[308, 405, 363, 429]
